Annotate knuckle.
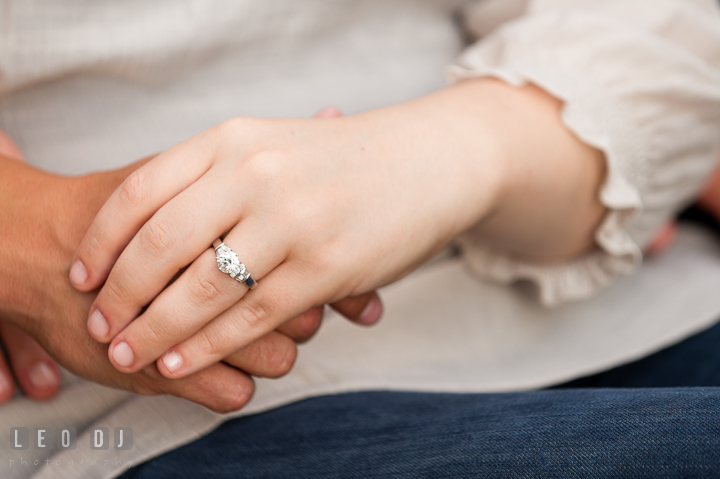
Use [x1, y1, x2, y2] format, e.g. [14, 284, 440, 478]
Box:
[138, 218, 175, 259]
[336, 294, 372, 318]
[213, 117, 260, 148]
[305, 244, 344, 280]
[242, 150, 289, 186]
[133, 319, 169, 352]
[292, 309, 322, 340]
[244, 334, 297, 378]
[240, 300, 272, 330]
[214, 117, 245, 137]
[303, 312, 323, 336]
[216, 380, 254, 413]
[197, 330, 225, 359]
[118, 170, 146, 208]
[267, 340, 297, 377]
[101, 277, 127, 308]
[188, 273, 224, 307]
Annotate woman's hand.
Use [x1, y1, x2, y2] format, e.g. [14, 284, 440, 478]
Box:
[0, 108, 379, 413]
[0, 151, 343, 412]
[72, 79, 606, 378]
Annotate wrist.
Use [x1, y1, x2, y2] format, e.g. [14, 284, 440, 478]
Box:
[352, 80, 511, 245]
[419, 78, 606, 261]
[0, 160, 66, 324]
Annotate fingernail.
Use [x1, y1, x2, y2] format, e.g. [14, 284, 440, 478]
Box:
[112, 342, 134, 368]
[358, 298, 382, 325]
[88, 309, 109, 338]
[162, 351, 183, 373]
[29, 362, 58, 389]
[69, 259, 88, 285]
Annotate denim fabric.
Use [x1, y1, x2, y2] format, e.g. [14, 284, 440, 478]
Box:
[121, 317, 720, 479]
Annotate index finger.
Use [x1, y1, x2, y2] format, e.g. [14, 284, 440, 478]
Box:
[69, 132, 217, 292]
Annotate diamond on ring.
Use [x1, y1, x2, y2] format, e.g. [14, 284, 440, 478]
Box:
[214, 241, 256, 288]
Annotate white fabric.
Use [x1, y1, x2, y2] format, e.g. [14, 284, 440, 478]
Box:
[15, 225, 720, 479]
[452, 0, 720, 306]
[0, 1, 719, 478]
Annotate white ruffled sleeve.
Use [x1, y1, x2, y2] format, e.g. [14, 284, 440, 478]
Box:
[451, 0, 720, 307]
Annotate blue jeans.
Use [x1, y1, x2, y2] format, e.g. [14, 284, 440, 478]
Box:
[121, 316, 720, 478]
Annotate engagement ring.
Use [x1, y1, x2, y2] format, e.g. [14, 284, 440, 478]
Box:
[213, 239, 257, 289]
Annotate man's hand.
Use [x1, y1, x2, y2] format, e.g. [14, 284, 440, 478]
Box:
[0, 107, 380, 411]
[0, 155, 312, 412]
[0, 133, 62, 403]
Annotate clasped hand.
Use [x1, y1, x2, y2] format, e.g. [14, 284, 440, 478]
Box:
[70, 93, 499, 379]
[70, 79, 608, 404]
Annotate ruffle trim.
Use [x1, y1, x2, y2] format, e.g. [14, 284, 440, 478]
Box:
[448, 64, 642, 307]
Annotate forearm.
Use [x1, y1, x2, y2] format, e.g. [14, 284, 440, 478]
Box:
[445, 78, 606, 261]
[368, 78, 606, 261]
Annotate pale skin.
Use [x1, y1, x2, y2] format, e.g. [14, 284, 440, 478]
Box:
[72, 78, 609, 379]
[3, 76, 716, 409]
[0, 107, 379, 412]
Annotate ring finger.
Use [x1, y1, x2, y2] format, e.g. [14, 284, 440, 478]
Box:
[85, 172, 242, 344]
[106, 218, 286, 373]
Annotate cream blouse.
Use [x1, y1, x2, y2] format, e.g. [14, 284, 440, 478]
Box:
[453, 0, 720, 306]
[1, 1, 720, 478]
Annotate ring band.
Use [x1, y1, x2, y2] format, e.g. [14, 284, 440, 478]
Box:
[213, 239, 258, 289]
